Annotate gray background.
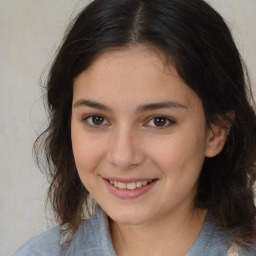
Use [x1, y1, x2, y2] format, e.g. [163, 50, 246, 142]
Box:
[1, 0, 255, 255]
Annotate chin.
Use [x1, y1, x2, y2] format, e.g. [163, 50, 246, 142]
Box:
[104, 206, 154, 226]
[111, 215, 149, 226]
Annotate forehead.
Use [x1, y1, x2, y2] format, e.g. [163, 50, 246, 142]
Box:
[75, 46, 172, 83]
[73, 46, 202, 112]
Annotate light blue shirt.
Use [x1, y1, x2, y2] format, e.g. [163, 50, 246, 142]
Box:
[12, 207, 256, 256]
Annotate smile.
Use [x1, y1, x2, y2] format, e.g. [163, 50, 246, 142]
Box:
[108, 180, 153, 190]
[104, 178, 158, 199]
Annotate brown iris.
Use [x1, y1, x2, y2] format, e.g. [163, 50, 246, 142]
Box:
[92, 116, 105, 125]
[153, 117, 167, 127]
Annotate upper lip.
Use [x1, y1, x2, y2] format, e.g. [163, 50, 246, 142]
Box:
[103, 177, 157, 183]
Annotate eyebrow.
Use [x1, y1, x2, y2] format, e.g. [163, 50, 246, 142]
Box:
[73, 99, 112, 111]
[137, 102, 187, 112]
[73, 99, 186, 112]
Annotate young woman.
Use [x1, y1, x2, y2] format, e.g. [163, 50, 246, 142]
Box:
[13, 0, 256, 255]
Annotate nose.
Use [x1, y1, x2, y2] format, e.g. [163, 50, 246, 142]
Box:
[106, 125, 145, 170]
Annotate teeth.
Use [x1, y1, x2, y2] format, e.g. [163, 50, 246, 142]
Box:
[127, 182, 136, 190]
[136, 181, 142, 188]
[118, 182, 127, 189]
[110, 179, 152, 190]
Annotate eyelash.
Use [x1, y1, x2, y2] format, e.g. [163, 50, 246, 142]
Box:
[145, 115, 175, 129]
[82, 114, 175, 129]
[82, 114, 110, 128]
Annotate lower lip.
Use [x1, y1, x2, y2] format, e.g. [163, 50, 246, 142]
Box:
[103, 179, 158, 199]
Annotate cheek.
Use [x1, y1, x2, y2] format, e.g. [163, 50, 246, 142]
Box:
[147, 130, 207, 175]
[72, 141, 103, 194]
[71, 127, 105, 184]
[73, 141, 103, 172]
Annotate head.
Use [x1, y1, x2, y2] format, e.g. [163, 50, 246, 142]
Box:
[36, 0, 256, 244]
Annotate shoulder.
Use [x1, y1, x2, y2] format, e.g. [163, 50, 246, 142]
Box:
[62, 206, 116, 255]
[11, 226, 61, 256]
[187, 214, 256, 256]
[228, 242, 256, 256]
[11, 207, 116, 256]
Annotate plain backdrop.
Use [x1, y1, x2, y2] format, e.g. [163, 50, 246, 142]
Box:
[0, 0, 255, 255]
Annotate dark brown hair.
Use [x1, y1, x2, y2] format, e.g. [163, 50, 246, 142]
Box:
[35, 0, 256, 246]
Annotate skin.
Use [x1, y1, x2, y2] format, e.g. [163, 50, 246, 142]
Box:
[71, 46, 228, 255]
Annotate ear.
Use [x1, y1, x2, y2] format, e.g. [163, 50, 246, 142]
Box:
[205, 121, 231, 158]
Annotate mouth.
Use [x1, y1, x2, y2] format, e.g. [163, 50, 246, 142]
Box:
[107, 179, 154, 190]
[103, 178, 158, 199]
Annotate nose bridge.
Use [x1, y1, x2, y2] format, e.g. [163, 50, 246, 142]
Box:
[106, 123, 144, 169]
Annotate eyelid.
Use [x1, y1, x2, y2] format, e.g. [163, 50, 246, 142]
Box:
[144, 115, 176, 129]
[81, 114, 175, 129]
[82, 114, 111, 127]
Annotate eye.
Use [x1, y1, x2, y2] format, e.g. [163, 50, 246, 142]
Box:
[146, 116, 174, 128]
[83, 115, 109, 127]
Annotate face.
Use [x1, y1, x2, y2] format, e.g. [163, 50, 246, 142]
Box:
[71, 46, 215, 226]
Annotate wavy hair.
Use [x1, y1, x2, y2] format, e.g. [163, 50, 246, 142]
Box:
[35, 0, 256, 246]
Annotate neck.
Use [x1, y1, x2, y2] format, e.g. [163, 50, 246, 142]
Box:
[110, 208, 207, 256]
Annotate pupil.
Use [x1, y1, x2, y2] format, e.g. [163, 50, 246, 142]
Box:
[154, 117, 166, 127]
[93, 116, 104, 125]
